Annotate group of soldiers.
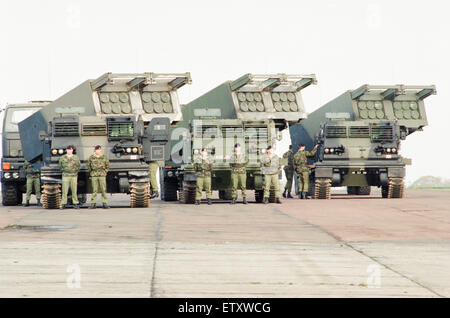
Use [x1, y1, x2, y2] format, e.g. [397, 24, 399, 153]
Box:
[23, 142, 318, 207]
[23, 145, 111, 209]
[193, 143, 318, 204]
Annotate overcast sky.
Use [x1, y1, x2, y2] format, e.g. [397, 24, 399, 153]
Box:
[0, 0, 448, 184]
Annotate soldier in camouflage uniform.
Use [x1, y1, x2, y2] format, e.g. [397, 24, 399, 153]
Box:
[230, 143, 248, 204]
[148, 161, 159, 199]
[282, 145, 295, 199]
[194, 148, 213, 205]
[260, 145, 282, 204]
[293, 143, 318, 199]
[88, 145, 110, 209]
[23, 160, 41, 207]
[58, 145, 81, 209]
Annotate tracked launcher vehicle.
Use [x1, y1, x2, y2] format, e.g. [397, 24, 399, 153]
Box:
[160, 73, 316, 203]
[19, 72, 191, 208]
[289, 84, 436, 199]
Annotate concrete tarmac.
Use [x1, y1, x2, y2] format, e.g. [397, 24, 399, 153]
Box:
[0, 188, 449, 297]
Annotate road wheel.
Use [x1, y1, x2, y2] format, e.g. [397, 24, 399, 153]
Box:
[254, 190, 264, 203]
[130, 182, 150, 208]
[219, 190, 233, 200]
[162, 179, 178, 201]
[2, 183, 19, 206]
[16, 191, 23, 205]
[179, 181, 196, 204]
[381, 185, 389, 198]
[268, 187, 276, 203]
[347, 186, 356, 195]
[357, 186, 371, 195]
[41, 184, 62, 209]
[314, 178, 331, 199]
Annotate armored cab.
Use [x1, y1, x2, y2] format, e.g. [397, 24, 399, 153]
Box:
[289, 84, 436, 199]
[19, 72, 191, 208]
[1, 101, 50, 205]
[161, 73, 316, 203]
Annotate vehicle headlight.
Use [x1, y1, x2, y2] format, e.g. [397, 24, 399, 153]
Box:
[51, 149, 58, 155]
[391, 148, 397, 153]
[58, 149, 64, 155]
[167, 171, 173, 177]
[132, 147, 138, 153]
[126, 147, 132, 153]
[330, 148, 334, 153]
[324, 148, 329, 153]
[386, 148, 391, 153]
[4, 172, 11, 179]
[13, 172, 19, 179]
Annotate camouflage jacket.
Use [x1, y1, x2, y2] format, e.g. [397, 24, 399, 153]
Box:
[293, 148, 317, 172]
[282, 150, 294, 171]
[260, 154, 281, 175]
[88, 154, 110, 177]
[230, 153, 248, 174]
[58, 154, 81, 177]
[194, 156, 213, 178]
[23, 160, 40, 177]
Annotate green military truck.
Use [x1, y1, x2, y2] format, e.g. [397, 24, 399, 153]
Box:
[1, 101, 50, 205]
[160, 73, 316, 203]
[18, 72, 191, 208]
[289, 84, 436, 199]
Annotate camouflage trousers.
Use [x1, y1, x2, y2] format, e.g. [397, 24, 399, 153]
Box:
[148, 162, 159, 192]
[231, 172, 246, 199]
[284, 168, 294, 192]
[296, 169, 310, 193]
[263, 174, 280, 199]
[26, 176, 41, 200]
[196, 176, 211, 201]
[91, 176, 107, 204]
[61, 176, 79, 205]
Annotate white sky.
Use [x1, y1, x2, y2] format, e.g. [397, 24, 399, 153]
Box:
[0, 0, 448, 184]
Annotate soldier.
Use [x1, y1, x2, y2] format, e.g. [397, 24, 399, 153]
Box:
[293, 143, 318, 199]
[88, 145, 110, 209]
[282, 145, 295, 199]
[23, 160, 41, 207]
[194, 148, 213, 205]
[260, 145, 282, 204]
[59, 145, 81, 209]
[148, 161, 159, 199]
[230, 143, 248, 205]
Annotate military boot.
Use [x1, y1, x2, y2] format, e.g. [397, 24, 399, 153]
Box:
[287, 192, 293, 199]
[276, 198, 282, 204]
[23, 200, 30, 207]
[102, 203, 110, 209]
[89, 204, 96, 209]
[263, 198, 269, 204]
[230, 198, 236, 205]
[243, 198, 248, 204]
[207, 198, 212, 205]
[298, 193, 302, 199]
[73, 204, 80, 210]
[303, 192, 309, 199]
[60, 204, 66, 210]
[37, 199, 42, 207]
[195, 200, 200, 205]
[150, 191, 159, 199]
[282, 189, 287, 198]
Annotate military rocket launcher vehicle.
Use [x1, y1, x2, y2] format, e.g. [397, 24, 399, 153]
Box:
[19, 72, 191, 208]
[289, 84, 436, 199]
[1, 101, 50, 205]
[160, 73, 316, 203]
